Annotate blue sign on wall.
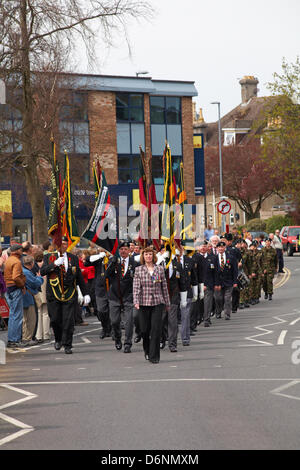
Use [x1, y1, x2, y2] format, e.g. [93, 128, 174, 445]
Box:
[193, 134, 205, 196]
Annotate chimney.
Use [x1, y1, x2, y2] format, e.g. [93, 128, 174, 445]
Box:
[239, 76, 259, 104]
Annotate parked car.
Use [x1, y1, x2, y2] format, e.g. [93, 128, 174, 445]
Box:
[280, 226, 300, 256]
[249, 231, 269, 241]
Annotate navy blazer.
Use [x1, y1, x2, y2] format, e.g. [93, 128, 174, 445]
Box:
[105, 255, 138, 304]
[215, 253, 238, 288]
[202, 253, 218, 290]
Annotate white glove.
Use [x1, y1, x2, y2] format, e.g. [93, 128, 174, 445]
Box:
[199, 283, 204, 300]
[54, 257, 64, 267]
[175, 249, 180, 255]
[192, 285, 198, 302]
[83, 295, 91, 306]
[180, 291, 187, 309]
[90, 252, 105, 263]
[134, 254, 141, 263]
[156, 254, 165, 265]
[163, 251, 170, 259]
[77, 286, 84, 305]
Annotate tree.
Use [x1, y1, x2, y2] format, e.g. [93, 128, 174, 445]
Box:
[205, 141, 281, 221]
[0, 0, 153, 243]
[261, 57, 300, 209]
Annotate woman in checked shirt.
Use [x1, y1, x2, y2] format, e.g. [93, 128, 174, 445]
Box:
[133, 246, 170, 363]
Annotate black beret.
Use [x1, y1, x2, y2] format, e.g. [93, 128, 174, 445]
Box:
[225, 233, 233, 241]
[119, 241, 130, 248]
[10, 243, 23, 252]
[266, 238, 272, 242]
[217, 241, 226, 247]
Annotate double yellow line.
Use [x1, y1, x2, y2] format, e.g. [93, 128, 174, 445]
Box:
[274, 268, 291, 290]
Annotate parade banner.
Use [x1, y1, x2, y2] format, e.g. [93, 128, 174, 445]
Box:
[194, 134, 205, 196]
[137, 148, 148, 246]
[81, 167, 119, 256]
[161, 143, 177, 266]
[177, 162, 194, 250]
[47, 140, 62, 248]
[62, 150, 80, 252]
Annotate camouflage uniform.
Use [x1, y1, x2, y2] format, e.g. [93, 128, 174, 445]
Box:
[261, 246, 278, 297]
[239, 247, 252, 307]
[249, 248, 263, 303]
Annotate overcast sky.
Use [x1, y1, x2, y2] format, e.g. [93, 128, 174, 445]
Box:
[77, 0, 300, 123]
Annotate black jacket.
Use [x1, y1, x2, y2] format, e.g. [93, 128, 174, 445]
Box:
[85, 256, 108, 298]
[192, 252, 205, 284]
[165, 258, 186, 304]
[105, 255, 138, 304]
[215, 252, 238, 288]
[40, 251, 87, 302]
[178, 255, 198, 299]
[201, 253, 218, 290]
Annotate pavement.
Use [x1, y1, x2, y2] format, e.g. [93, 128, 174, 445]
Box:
[0, 255, 299, 451]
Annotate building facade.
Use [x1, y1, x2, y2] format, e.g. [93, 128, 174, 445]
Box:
[0, 74, 198, 244]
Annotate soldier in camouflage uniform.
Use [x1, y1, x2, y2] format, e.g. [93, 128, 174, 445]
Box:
[261, 238, 278, 301]
[249, 241, 263, 305]
[239, 240, 252, 309]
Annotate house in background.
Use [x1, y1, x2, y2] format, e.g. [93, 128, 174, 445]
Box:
[193, 76, 289, 229]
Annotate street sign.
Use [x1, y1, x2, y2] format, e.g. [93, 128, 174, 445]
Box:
[217, 199, 231, 215]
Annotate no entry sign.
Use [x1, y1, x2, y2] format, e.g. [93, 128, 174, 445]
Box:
[217, 199, 231, 215]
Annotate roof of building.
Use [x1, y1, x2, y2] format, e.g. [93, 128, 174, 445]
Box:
[59, 72, 198, 97]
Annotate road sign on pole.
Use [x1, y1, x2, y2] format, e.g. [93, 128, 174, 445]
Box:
[217, 199, 231, 215]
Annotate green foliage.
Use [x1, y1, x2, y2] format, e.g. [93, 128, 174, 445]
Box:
[265, 215, 293, 234]
[245, 218, 266, 231]
[260, 57, 300, 205]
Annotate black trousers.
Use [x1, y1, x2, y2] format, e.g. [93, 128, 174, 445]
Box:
[139, 304, 163, 362]
[47, 298, 76, 348]
[276, 249, 284, 272]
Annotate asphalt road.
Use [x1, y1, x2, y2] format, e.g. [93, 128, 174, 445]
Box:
[1, 255, 300, 451]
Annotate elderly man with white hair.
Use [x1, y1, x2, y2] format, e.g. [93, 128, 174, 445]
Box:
[209, 235, 220, 256]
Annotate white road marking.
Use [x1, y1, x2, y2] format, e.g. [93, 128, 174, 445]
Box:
[0, 385, 37, 447]
[270, 380, 300, 401]
[277, 330, 288, 345]
[289, 318, 300, 326]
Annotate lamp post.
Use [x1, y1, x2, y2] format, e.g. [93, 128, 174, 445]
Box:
[211, 101, 226, 233]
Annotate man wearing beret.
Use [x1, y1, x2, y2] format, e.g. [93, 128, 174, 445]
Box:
[105, 241, 138, 352]
[214, 241, 238, 320]
[40, 236, 90, 354]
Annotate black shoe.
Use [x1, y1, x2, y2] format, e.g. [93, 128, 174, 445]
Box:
[268, 294, 273, 301]
[64, 347, 72, 354]
[204, 321, 210, 327]
[182, 342, 190, 346]
[244, 303, 250, 308]
[99, 331, 107, 339]
[54, 341, 62, 351]
[144, 352, 149, 360]
[169, 346, 177, 352]
[134, 335, 142, 343]
[124, 344, 131, 353]
[239, 303, 245, 309]
[216, 314, 221, 319]
[232, 309, 237, 313]
[160, 341, 166, 349]
[225, 315, 231, 320]
[264, 293, 268, 300]
[115, 340, 122, 351]
[149, 359, 159, 364]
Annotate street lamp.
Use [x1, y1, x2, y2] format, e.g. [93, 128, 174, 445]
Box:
[136, 71, 149, 77]
[211, 101, 226, 233]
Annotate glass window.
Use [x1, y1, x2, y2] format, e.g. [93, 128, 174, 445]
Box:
[150, 96, 181, 124]
[167, 124, 182, 156]
[116, 93, 144, 122]
[118, 156, 131, 169]
[117, 123, 131, 154]
[150, 96, 165, 124]
[60, 92, 88, 121]
[118, 154, 140, 184]
[131, 123, 145, 153]
[151, 124, 166, 156]
[74, 122, 89, 153]
[166, 97, 181, 124]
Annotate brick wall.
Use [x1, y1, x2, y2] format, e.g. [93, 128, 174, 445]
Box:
[88, 91, 118, 184]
